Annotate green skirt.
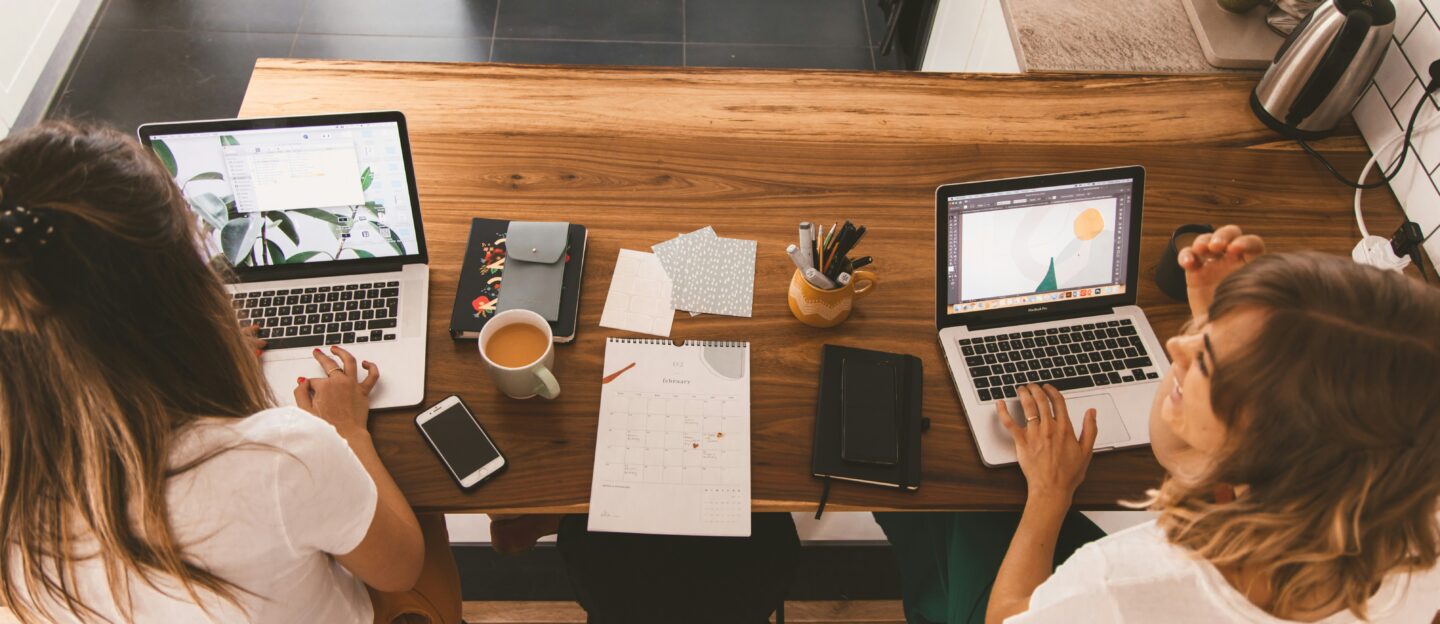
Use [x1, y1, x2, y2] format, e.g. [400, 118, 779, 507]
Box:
[873, 511, 1105, 624]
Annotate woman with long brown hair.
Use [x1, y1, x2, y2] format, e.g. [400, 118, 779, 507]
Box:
[882, 226, 1439, 622]
[0, 121, 460, 623]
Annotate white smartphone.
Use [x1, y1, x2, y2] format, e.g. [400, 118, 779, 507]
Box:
[415, 395, 506, 489]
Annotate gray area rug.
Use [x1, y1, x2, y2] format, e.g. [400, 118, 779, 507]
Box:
[1002, 0, 1224, 73]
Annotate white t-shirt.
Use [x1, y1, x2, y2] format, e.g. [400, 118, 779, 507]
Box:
[8, 407, 379, 623]
[1008, 520, 1440, 624]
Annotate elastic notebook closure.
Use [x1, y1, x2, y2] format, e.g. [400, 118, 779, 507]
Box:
[810, 344, 925, 519]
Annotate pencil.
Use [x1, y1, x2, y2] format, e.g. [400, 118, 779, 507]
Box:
[816, 224, 827, 271]
[821, 229, 838, 272]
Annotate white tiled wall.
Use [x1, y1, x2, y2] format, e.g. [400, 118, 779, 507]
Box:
[1353, 0, 1440, 262]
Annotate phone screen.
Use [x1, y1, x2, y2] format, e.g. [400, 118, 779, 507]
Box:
[420, 402, 500, 479]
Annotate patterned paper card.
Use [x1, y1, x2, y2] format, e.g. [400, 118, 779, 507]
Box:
[651, 226, 756, 318]
[652, 226, 714, 311]
[682, 235, 757, 317]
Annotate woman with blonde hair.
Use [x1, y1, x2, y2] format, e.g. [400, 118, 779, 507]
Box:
[883, 227, 1439, 622]
[0, 121, 461, 623]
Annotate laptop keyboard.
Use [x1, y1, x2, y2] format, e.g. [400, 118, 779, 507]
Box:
[961, 318, 1159, 402]
[234, 282, 401, 351]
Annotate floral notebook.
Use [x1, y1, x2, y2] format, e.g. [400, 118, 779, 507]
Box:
[448, 218, 587, 342]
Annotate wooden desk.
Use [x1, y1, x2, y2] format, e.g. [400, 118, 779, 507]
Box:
[240, 60, 1408, 514]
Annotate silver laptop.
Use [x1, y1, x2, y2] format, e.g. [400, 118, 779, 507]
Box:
[935, 166, 1168, 467]
[140, 112, 429, 410]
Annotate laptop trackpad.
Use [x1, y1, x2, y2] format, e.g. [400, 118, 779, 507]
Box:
[1007, 393, 1130, 449]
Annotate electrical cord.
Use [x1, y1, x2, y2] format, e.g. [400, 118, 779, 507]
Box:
[1303, 84, 1434, 188]
[1425, 224, 1439, 282]
[1304, 60, 1440, 189]
[1352, 97, 1440, 282]
[1352, 108, 1440, 238]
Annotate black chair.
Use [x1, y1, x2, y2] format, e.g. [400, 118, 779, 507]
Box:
[556, 513, 801, 624]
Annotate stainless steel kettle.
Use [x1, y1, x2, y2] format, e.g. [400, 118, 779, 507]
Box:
[1252, 0, 1395, 139]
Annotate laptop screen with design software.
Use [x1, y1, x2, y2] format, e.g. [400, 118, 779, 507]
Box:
[944, 178, 1135, 314]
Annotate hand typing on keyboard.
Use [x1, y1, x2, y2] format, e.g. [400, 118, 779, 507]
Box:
[242, 322, 266, 358]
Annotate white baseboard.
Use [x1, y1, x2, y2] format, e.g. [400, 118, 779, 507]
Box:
[444, 510, 1157, 545]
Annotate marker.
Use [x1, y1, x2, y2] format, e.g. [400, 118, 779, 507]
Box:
[804, 267, 837, 289]
[837, 272, 852, 286]
[786, 244, 813, 277]
[850, 256, 873, 270]
[790, 244, 829, 288]
[798, 222, 815, 270]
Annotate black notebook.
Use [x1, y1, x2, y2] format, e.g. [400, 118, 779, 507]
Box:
[811, 344, 924, 491]
[448, 218, 587, 342]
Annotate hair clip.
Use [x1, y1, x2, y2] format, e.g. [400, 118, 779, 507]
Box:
[0, 196, 57, 253]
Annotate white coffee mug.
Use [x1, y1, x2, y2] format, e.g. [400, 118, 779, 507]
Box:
[477, 309, 561, 400]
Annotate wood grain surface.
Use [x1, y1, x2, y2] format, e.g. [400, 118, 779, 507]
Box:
[239, 59, 1413, 513]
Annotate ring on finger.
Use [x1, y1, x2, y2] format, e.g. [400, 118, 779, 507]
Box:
[1026, 416, 1040, 423]
[325, 366, 344, 376]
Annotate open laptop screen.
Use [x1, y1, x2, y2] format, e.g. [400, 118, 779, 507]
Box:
[943, 177, 1136, 316]
[145, 120, 420, 270]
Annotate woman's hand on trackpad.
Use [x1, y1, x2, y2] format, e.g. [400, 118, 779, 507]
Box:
[997, 383, 1098, 502]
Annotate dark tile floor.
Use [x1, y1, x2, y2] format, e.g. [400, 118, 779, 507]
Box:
[50, 0, 907, 134]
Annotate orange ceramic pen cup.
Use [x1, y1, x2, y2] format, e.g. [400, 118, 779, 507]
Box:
[787, 269, 878, 328]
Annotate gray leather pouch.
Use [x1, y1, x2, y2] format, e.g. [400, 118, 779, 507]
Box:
[497, 221, 570, 321]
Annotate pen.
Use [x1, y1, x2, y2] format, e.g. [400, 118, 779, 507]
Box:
[826, 224, 858, 279]
[850, 256, 873, 270]
[819, 224, 831, 271]
[804, 267, 837, 289]
[823, 222, 848, 272]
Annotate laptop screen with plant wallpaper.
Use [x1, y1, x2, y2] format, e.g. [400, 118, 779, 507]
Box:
[147, 121, 420, 269]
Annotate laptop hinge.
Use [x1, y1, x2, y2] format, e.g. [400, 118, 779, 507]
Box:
[231, 260, 409, 284]
[964, 307, 1116, 332]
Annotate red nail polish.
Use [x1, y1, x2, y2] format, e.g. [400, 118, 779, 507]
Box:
[297, 377, 305, 383]
[313, 348, 321, 354]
